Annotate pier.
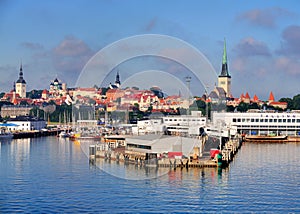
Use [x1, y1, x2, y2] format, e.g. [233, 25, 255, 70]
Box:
[12, 129, 62, 139]
[89, 135, 242, 169]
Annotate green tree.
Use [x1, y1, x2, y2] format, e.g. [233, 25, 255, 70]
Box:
[248, 102, 260, 110]
[279, 97, 293, 110]
[237, 102, 249, 112]
[292, 94, 300, 110]
[19, 100, 29, 106]
[27, 89, 43, 99]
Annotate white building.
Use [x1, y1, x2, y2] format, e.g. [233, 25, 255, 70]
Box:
[212, 110, 300, 136]
[133, 111, 206, 136]
[6, 116, 46, 132]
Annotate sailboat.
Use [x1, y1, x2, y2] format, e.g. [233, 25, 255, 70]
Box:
[58, 111, 70, 138]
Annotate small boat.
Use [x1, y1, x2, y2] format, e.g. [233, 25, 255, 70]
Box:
[244, 135, 287, 142]
[0, 128, 13, 140]
[69, 132, 101, 141]
[58, 131, 70, 138]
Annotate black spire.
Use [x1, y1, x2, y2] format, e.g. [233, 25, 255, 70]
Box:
[115, 71, 121, 85]
[16, 63, 26, 84]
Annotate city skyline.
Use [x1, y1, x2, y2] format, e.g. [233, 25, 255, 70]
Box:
[1, 1, 300, 100]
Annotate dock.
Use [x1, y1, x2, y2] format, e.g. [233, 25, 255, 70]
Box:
[12, 129, 62, 139]
[89, 135, 242, 169]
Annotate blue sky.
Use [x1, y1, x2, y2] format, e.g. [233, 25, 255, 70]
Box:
[1, 0, 300, 100]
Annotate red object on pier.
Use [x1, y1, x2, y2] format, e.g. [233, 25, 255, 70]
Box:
[168, 152, 183, 158]
[210, 149, 220, 159]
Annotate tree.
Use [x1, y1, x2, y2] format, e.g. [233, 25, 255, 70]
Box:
[237, 102, 249, 112]
[226, 105, 235, 112]
[27, 89, 43, 99]
[279, 97, 293, 110]
[0, 101, 13, 109]
[20, 100, 29, 106]
[293, 94, 300, 110]
[248, 102, 260, 110]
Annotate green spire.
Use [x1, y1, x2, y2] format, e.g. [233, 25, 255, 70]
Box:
[219, 38, 230, 77]
[222, 38, 227, 65]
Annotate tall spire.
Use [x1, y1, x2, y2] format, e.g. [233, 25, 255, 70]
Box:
[16, 62, 26, 84]
[222, 38, 227, 65]
[219, 38, 230, 77]
[20, 61, 23, 75]
[115, 70, 121, 85]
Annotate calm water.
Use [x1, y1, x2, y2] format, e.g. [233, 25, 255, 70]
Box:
[1, 136, 300, 213]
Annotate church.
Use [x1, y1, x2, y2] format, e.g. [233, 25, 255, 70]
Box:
[15, 63, 27, 98]
[109, 71, 121, 89]
[209, 39, 231, 103]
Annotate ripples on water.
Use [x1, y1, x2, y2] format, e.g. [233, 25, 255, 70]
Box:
[0, 137, 300, 213]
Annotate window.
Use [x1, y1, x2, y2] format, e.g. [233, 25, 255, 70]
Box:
[233, 118, 236, 122]
[269, 119, 273, 122]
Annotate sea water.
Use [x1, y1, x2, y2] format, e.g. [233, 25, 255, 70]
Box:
[0, 136, 299, 213]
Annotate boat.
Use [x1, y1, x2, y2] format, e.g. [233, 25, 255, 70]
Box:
[244, 135, 287, 142]
[0, 128, 13, 140]
[58, 131, 70, 138]
[69, 132, 101, 141]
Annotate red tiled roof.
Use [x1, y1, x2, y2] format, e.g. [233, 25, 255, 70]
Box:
[269, 91, 275, 102]
[245, 92, 250, 99]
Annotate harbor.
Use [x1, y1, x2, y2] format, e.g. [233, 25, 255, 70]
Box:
[1, 135, 300, 213]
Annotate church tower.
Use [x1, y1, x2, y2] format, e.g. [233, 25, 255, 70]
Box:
[15, 63, 27, 98]
[115, 71, 121, 88]
[218, 38, 231, 97]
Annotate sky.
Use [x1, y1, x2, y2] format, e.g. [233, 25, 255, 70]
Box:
[1, 0, 300, 100]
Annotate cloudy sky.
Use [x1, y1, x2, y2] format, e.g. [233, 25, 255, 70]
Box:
[1, 0, 300, 100]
